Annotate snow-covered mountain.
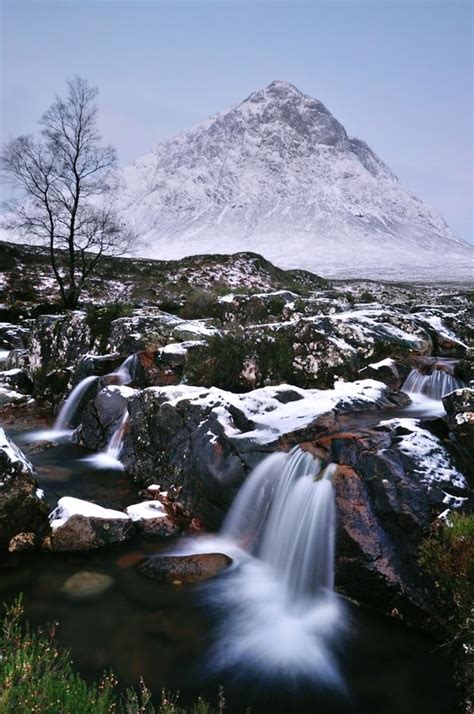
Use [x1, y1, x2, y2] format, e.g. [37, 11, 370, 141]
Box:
[117, 80, 473, 281]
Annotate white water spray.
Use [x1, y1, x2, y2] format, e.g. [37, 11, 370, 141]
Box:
[177, 448, 346, 686]
[110, 355, 136, 385]
[83, 411, 129, 470]
[53, 375, 98, 433]
[222, 448, 336, 602]
[402, 367, 464, 401]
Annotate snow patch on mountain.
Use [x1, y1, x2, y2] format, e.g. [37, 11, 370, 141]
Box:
[115, 80, 474, 282]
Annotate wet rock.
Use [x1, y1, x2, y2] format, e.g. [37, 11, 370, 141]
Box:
[139, 553, 232, 584]
[43, 497, 133, 551]
[121, 380, 410, 527]
[303, 417, 470, 622]
[75, 385, 136, 451]
[70, 353, 125, 387]
[126, 501, 179, 537]
[8, 531, 38, 552]
[61, 571, 114, 599]
[0, 322, 30, 350]
[0, 428, 49, 548]
[358, 358, 407, 390]
[0, 368, 33, 394]
[443, 387, 474, 454]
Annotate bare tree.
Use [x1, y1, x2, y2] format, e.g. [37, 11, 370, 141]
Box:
[1, 77, 133, 308]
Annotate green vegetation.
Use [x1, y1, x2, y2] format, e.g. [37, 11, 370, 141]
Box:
[185, 331, 296, 392]
[179, 288, 222, 320]
[419, 512, 474, 709]
[85, 303, 134, 352]
[0, 597, 223, 714]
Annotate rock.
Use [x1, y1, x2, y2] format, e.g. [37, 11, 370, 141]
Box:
[0, 322, 30, 350]
[75, 385, 136, 451]
[8, 531, 38, 552]
[358, 358, 407, 390]
[107, 307, 217, 354]
[70, 353, 125, 387]
[0, 368, 33, 394]
[302, 417, 470, 622]
[61, 571, 114, 599]
[126, 501, 179, 537]
[138, 553, 232, 584]
[0, 428, 49, 548]
[120, 380, 410, 526]
[29, 312, 92, 373]
[43, 497, 133, 551]
[443, 387, 474, 454]
[5, 349, 30, 370]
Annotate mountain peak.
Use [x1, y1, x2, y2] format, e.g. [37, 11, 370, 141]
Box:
[233, 81, 347, 148]
[116, 82, 472, 282]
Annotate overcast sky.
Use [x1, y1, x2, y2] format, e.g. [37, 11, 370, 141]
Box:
[1, 0, 472, 244]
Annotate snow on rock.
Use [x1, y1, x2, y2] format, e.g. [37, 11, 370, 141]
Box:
[0, 428, 49, 548]
[121, 379, 409, 526]
[114, 80, 474, 282]
[125, 500, 178, 537]
[45, 496, 133, 551]
[379, 417, 467, 505]
[49, 497, 130, 529]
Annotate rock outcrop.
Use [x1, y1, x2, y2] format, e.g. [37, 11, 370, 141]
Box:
[0, 428, 49, 548]
[43, 497, 134, 551]
[443, 387, 474, 455]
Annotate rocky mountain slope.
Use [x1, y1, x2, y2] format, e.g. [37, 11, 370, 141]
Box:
[116, 80, 474, 282]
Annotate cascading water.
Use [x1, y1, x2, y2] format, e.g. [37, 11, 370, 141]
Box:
[402, 366, 464, 401]
[53, 375, 98, 433]
[83, 411, 129, 470]
[222, 448, 336, 602]
[111, 354, 136, 385]
[177, 447, 346, 687]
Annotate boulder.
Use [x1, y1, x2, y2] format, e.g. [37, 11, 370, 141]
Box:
[303, 417, 470, 621]
[61, 571, 114, 599]
[75, 385, 136, 451]
[125, 501, 179, 537]
[43, 497, 133, 551]
[443, 387, 474, 454]
[0, 368, 33, 394]
[0, 322, 30, 350]
[138, 553, 232, 584]
[70, 353, 125, 387]
[107, 307, 217, 354]
[121, 380, 410, 526]
[0, 428, 49, 548]
[29, 312, 92, 373]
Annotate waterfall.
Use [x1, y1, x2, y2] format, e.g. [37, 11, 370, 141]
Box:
[402, 365, 464, 401]
[222, 447, 336, 602]
[111, 354, 136, 385]
[83, 411, 129, 470]
[187, 447, 345, 685]
[53, 375, 98, 432]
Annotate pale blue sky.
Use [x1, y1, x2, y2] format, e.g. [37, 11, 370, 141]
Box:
[1, 0, 473, 243]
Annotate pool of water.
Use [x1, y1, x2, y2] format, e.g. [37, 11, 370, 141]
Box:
[0, 432, 460, 714]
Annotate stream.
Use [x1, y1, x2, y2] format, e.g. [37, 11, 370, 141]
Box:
[0, 377, 462, 714]
[0, 420, 458, 714]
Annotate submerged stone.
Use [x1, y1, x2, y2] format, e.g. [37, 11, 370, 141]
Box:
[61, 571, 114, 599]
[139, 553, 232, 584]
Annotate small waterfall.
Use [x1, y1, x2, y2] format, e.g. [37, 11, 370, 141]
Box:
[222, 447, 336, 602]
[402, 365, 464, 401]
[189, 447, 345, 685]
[111, 354, 136, 385]
[53, 375, 98, 432]
[83, 411, 129, 470]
